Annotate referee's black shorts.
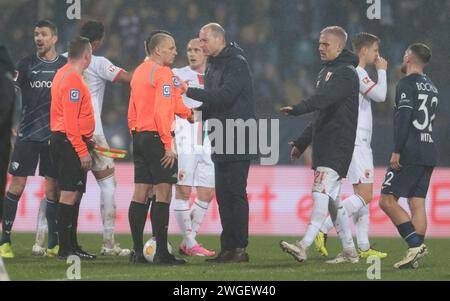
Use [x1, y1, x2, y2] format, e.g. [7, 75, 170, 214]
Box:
[133, 131, 177, 185]
[49, 132, 87, 193]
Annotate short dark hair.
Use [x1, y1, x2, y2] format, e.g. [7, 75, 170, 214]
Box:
[68, 36, 91, 59]
[408, 43, 432, 65]
[80, 20, 105, 43]
[352, 32, 380, 53]
[146, 32, 172, 54]
[35, 20, 58, 36]
[145, 30, 172, 53]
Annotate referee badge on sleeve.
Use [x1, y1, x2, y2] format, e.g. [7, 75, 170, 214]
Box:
[163, 85, 171, 97]
[172, 76, 181, 87]
[70, 89, 80, 102]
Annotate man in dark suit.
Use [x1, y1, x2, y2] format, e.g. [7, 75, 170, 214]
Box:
[185, 23, 257, 263]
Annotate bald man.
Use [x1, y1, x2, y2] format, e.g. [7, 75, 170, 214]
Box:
[184, 23, 257, 263]
[280, 26, 360, 264]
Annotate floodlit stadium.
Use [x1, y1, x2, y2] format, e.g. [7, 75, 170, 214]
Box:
[0, 0, 449, 284]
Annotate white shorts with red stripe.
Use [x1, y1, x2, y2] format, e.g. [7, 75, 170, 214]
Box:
[347, 145, 374, 185]
[175, 118, 215, 188]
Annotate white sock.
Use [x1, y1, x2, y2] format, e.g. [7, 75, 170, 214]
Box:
[342, 194, 366, 218]
[98, 175, 117, 248]
[35, 197, 47, 247]
[330, 198, 355, 250]
[0, 257, 9, 281]
[173, 199, 196, 248]
[320, 216, 334, 234]
[320, 194, 367, 234]
[301, 192, 330, 248]
[354, 205, 370, 251]
[191, 199, 210, 240]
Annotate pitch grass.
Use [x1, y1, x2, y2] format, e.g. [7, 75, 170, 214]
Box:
[3, 233, 450, 281]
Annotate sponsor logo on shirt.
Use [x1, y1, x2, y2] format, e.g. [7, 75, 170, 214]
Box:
[30, 81, 52, 88]
[70, 89, 80, 102]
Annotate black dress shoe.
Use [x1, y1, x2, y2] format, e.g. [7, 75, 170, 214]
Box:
[129, 250, 148, 264]
[73, 246, 96, 260]
[57, 253, 70, 260]
[153, 253, 187, 265]
[205, 250, 234, 263]
[232, 248, 249, 262]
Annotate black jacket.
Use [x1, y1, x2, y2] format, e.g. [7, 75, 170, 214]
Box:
[0, 45, 16, 220]
[292, 49, 359, 177]
[187, 43, 257, 162]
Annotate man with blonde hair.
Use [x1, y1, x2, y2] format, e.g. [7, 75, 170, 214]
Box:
[280, 26, 360, 264]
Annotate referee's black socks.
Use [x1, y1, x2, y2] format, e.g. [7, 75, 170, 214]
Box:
[71, 201, 81, 249]
[153, 201, 170, 256]
[148, 195, 156, 237]
[128, 201, 149, 254]
[57, 203, 74, 256]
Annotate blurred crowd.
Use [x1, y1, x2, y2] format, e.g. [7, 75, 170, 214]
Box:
[1, 0, 449, 165]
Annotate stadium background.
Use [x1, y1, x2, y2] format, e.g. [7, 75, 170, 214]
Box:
[1, 0, 449, 237]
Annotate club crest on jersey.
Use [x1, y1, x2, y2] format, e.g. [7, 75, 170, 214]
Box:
[70, 89, 80, 102]
[108, 65, 117, 73]
[163, 85, 171, 97]
[363, 76, 371, 85]
[325, 72, 333, 82]
[11, 162, 19, 171]
[172, 76, 181, 88]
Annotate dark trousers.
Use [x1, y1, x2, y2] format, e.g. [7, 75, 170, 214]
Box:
[214, 160, 250, 250]
[0, 74, 15, 218]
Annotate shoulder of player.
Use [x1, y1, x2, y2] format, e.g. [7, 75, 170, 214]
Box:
[356, 66, 369, 77]
[155, 65, 174, 82]
[59, 56, 67, 64]
[397, 76, 416, 89]
[172, 66, 197, 82]
[87, 54, 104, 69]
[17, 54, 34, 68]
[60, 69, 85, 90]
[226, 54, 248, 68]
[91, 54, 113, 65]
[172, 65, 190, 75]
